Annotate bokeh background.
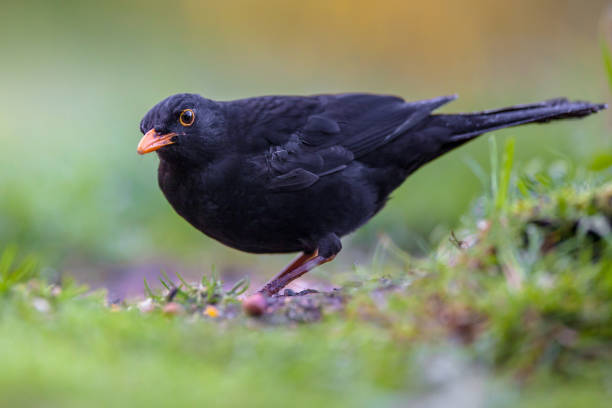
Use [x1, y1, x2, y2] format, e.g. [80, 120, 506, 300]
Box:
[1, 0, 610, 297]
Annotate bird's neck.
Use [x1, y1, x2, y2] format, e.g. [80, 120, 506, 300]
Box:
[156, 149, 210, 171]
[157, 158, 208, 214]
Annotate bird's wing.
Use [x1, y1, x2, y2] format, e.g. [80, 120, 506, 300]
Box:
[233, 94, 456, 192]
[303, 93, 456, 157]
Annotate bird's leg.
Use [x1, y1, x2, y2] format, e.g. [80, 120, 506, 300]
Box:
[258, 233, 342, 296]
[258, 254, 336, 296]
[257, 251, 317, 296]
[265, 251, 318, 285]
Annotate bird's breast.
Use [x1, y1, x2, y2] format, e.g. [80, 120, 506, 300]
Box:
[157, 159, 288, 252]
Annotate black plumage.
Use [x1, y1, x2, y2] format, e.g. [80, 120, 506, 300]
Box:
[137, 93, 606, 295]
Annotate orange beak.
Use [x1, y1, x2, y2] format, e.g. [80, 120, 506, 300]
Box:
[137, 129, 177, 155]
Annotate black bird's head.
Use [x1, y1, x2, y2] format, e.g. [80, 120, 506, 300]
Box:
[138, 93, 226, 164]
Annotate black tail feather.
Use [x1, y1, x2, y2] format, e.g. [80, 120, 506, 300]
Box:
[438, 98, 607, 143]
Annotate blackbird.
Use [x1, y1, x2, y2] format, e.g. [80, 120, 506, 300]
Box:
[137, 93, 606, 295]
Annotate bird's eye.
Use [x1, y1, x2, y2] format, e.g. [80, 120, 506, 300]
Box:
[179, 109, 195, 126]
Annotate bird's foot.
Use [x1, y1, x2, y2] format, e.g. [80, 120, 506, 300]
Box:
[258, 233, 342, 296]
[258, 254, 335, 296]
[282, 288, 319, 297]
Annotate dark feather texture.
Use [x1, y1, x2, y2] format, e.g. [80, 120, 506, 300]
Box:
[139, 92, 606, 292]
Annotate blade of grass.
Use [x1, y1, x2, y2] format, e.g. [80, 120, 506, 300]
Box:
[227, 277, 250, 297]
[175, 271, 194, 291]
[159, 278, 171, 291]
[463, 157, 489, 190]
[160, 270, 173, 287]
[602, 37, 612, 93]
[143, 277, 157, 299]
[9, 255, 37, 285]
[0, 247, 38, 293]
[495, 138, 515, 212]
[0, 246, 17, 280]
[488, 136, 499, 205]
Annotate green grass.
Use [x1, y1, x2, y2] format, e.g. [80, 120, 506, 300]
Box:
[1, 141, 611, 407]
[602, 35, 612, 93]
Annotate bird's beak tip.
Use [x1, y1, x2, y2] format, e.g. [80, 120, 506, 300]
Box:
[137, 129, 177, 155]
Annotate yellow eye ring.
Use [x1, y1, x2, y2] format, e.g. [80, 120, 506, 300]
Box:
[179, 109, 195, 126]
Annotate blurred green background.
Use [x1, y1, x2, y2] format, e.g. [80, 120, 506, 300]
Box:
[0, 0, 610, 296]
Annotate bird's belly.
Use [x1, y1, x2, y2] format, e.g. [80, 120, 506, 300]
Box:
[190, 207, 306, 254]
[160, 165, 380, 254]
[163, 184, 306, 254]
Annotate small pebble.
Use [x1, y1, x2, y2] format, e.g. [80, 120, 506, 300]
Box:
[50, 286, 62, 297]
[138, 298, 155, 313]
[32, 298, 51, 313]
[162, 302, 184, 316]
[243, 293, 267, 316]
